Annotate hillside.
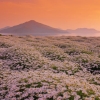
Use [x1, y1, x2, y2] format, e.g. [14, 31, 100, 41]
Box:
[0, 26, 10, 31]
[0, 20, 68, 36]
[0, 35, 100, 100]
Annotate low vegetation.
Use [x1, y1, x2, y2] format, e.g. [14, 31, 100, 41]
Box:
[0, 35, 100, 100]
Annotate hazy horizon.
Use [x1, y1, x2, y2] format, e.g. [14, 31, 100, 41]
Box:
[1, 32, 100, 37]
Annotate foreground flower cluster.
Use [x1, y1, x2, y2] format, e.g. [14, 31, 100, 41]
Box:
[0, 35, 100, 100]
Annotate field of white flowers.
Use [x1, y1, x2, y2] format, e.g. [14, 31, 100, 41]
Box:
[0, 35, 100, 100]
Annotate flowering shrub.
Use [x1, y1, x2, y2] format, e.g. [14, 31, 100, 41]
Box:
[0, 46, 48, 71]
[0, 35, 100, 100]
[1, 70, 100, 100]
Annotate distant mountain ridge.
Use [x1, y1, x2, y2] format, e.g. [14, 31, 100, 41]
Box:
[0, 20, 100, 36]
[0, 20, 68, 36]
[67, 28, 100, 34]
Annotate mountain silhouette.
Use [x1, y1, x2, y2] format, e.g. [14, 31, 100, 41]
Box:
[0, 26, 10, 31]
[0, 20, 68, 36]
[67, 28, 100, 34]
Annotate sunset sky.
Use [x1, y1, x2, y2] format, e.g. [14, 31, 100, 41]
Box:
[0, 0, 100, 30]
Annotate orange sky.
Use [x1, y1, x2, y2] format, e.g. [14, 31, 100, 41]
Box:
[0, 0, 100, 30]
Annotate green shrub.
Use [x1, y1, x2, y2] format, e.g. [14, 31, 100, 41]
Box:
[68, 95, 74, 100]
[77, 90, 87, 99]
[87, 89, 95, 95]
[82, 59, 88, 63]
[81, 50, 92, 54]
[95, 96, 100, 100]
[52, 66, 58, 70]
